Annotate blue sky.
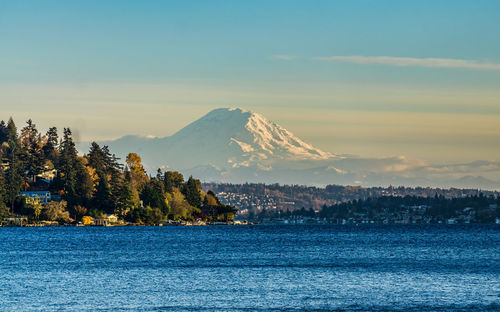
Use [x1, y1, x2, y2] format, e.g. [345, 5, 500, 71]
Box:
[1, 0, 500, 163]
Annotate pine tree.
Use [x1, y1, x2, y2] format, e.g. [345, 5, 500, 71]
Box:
[74, 158, 93, 210]
[87, 142, 122, 214]
[140, 181, 168, 215]
[57, 128, 93, 209]
[20, 120, 44, 183]
[116, 178, 136, 217]
[43, 127, 59, 163]
[87, 142, 105, 173]
[109, 168, 123, 212]
[102, 146, 123, 172]
[5, 149, 23, 213]
[183, 176, 202, 208]
[0, 120, 7, 144]
[4, 118, 24, 213]
[93, 168, 114, 213]
[6, 117, 18, 143]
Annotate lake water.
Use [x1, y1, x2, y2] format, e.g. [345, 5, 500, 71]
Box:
[0, 225, 499, 311]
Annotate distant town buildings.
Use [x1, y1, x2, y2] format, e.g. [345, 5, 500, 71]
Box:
[215, 191, 282, 215]
[205, 183, 500, 224]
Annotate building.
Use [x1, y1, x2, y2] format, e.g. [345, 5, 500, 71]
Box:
[3, 217, 27, 226]
[20, 191, 51, 205]
[93, 218, 109, 226]
[105, 214, 118, 223]
[93, 214, 118, 226]
[37, 167, 57, 181]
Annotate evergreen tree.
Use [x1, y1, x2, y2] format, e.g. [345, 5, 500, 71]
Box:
[140, 183, 168, 215]
[93, 168, 114, 213]
[151, 176, 165, 196]
[73, 158, 93, 210]
[0, 120, 7, 144]
[43, 127, 59, 163]
[20, 120, 44, 183]
[5, 149, 24, 212]
[103, 146, 123, 211]
[4, 118, 24, 213]
[58, 128, 77, 205]
[6, 117, 18, 143]
[58, 128, 92, 209]
[116, 178, 136, 217]
[109, 168, 123, 212]
[183, 176, 202, 208]
[87, 142, 106, 173]
[87, 142, 122, 214]
[102, 146, 123, 172]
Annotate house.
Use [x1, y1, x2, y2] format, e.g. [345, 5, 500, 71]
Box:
[93, 214, 118, 226]
[106, 214, 118, 223]
[3, 217, 27, 226]
[93, 218, 109, 226]
[20, 191, 51, 205]
[37, 167, 57, 181]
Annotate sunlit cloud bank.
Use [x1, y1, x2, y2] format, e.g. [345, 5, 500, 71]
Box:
[327, 157, 500, 190]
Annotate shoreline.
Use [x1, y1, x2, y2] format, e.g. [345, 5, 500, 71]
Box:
[2, 222, 499, 228]
[0, 221, 256, 227]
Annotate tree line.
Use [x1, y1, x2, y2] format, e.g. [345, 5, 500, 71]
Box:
[256, 194, 500, 223]
[0, 118, 236, 224]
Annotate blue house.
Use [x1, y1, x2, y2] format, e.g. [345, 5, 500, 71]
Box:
[20, 191, 51, 205]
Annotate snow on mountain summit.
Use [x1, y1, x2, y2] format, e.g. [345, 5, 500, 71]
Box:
[101, 108, 334, 173]
[243, 110, 332, 160]
[168, 108, 333, 168]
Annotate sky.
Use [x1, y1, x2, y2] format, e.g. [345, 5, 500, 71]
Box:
[1, 0, 500, 164]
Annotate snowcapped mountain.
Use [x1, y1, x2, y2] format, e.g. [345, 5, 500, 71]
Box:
[88, 108, 500, 189]
[100, 108, 334, 173]
[168, 108, 333, 169]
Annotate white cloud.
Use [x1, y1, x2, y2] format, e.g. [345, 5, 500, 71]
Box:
[271, 55, 296, 61]
[313, 55, 500, 71]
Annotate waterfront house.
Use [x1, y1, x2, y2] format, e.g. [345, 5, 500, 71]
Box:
[3, 217, 27, 226]
[93, 214, 118, 226]
[93, 218, 109, 226]
[20, 191, 51, 205]
[105, 214, 118, 223]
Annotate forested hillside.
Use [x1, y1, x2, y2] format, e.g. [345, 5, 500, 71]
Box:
[0, 118, 235, 225]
